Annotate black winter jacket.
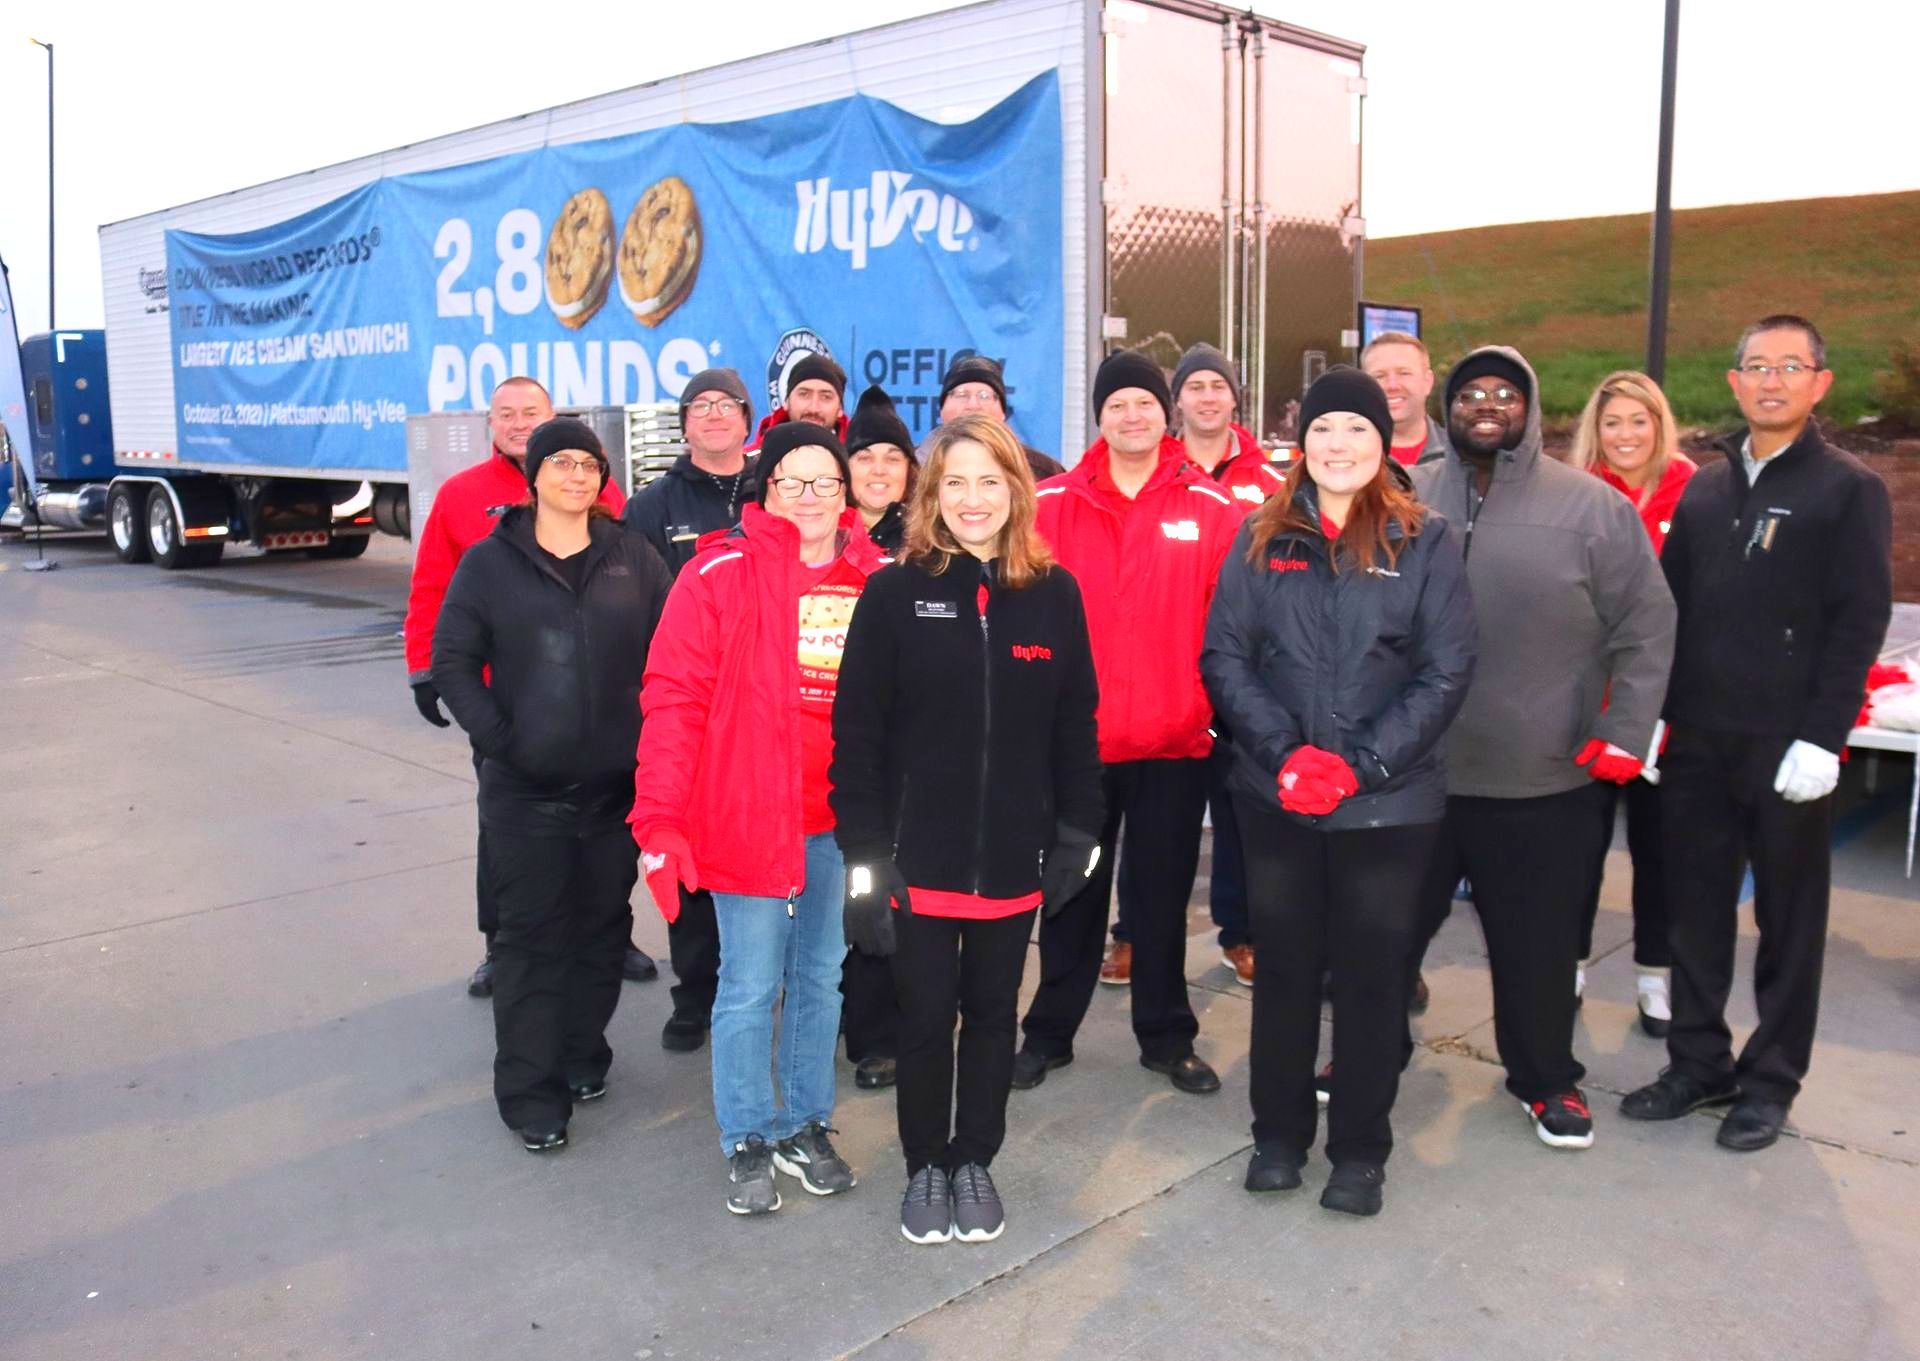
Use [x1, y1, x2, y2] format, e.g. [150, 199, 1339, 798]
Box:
[830, 554, 1104, 897]
[865, 501, 907, 556]
[623, 452, 754, 578]
[433, 508, 671, 834]
[1661, 424, 1892, 753]
[1201, 484, 1477, 830]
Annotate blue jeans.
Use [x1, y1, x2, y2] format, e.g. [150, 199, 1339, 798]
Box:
[710, 834, 846, 1155]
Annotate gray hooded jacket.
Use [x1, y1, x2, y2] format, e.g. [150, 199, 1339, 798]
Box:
[1410, 346, 1675, 798]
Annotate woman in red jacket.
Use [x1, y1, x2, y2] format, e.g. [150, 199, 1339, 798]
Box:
[1569, 370, 1696, 1035]
[631, 421, 887, 1217]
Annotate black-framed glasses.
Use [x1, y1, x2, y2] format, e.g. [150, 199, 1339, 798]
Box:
[770, 475, 845, 499]
[1737, 362, 1819, 380]
[1451, 385, 1524, 406]
[687, 398, 743, 417]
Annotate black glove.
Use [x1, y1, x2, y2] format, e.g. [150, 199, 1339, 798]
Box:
[1041, 825, 1102, 919]
[843, 860, 911, 957]
[412, 680, 451, 728]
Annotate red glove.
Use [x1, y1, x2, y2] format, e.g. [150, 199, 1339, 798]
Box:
[639, 828, 698, 924]
[1575, 737, 1643, 784]
[1278, 747, 1359, 815]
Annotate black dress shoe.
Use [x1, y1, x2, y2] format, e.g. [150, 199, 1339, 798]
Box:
[1619, 1068, 1740, 1121]
[467, 952, 496, 998]
[1717, 1098, 1788, 1152]
[1244, 1143, 1305, 1192]
[622, 945, 659, 982]
[1141, 1052, 1221, 1094]
[661, 1013, 708, 1052]
[1010, 1048, 1071, 1091]
[854, 1056, 898, 1090]
[519, 1122, 568, 1153]
[1321, 1162, 1385, 1216]
[569, 1079, 607, 1103]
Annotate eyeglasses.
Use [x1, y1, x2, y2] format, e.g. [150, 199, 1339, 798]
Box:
[946, 389, 1002, 407]
[1452, 386, 1524, 406]
[1736, 362, 1819, 380]
[770, 475, 845, 499]
[542, 455, 603, 477]
[687, 398, 743, 417]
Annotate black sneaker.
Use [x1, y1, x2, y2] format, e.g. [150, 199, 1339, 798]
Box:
[772, 1122, 857, 1195]
[1314, 1062, 1333, 1108]
[950, 1162, 1005, 1242]
[1321, 1162, 1384, 1216]
[1525, 1088, 1595, 1149]
[855, 1056, 898, 1090]
[622, 945, 659, 983]
[1010, 1048, 1071, 1091]
[661, 1012, 709, 1053]
[901, 1166, 953, 1244]
[1244, 1143, 1305, 1192]
[1619, 1068, 1740, 1121]
[726, 1136, 781, 1215]
[467, 951, 496, 998]
[518, 1121, 567, 1154]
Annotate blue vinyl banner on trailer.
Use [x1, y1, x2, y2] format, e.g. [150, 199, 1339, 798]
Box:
[164, 71, 1062, 474]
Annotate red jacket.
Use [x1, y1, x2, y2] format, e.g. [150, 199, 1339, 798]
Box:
[1594, 453, 1696, 556]
[1192, 424, 1286, 514]
[745, 407, 850, 453]
[1035, 436, 1242, 762]
[403, 449, 625, 679]
[631, 503, 885, 897]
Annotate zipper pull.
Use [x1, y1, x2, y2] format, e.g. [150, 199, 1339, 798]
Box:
[786, 890, 797, 919]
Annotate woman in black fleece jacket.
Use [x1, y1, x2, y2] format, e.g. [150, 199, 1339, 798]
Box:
[432, 418, 671, 1153]
[830, 415, 1104, 1246]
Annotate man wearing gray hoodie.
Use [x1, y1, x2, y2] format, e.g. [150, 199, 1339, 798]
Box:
[1409, 346, 1676, 1151]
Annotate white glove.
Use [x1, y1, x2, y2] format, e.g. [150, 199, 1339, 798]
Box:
[1773, 740, 1840, 804]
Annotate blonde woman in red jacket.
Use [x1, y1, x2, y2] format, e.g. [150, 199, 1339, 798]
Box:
[631, 422, 886, 1217]
[1569, 370, 1696, 1035]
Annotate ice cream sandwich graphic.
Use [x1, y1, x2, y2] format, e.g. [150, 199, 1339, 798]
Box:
[544, 188, 615, 329]
[618, 176, 702, 327]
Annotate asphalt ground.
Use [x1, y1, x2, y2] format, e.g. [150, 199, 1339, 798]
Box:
[3, 533, 1917, 1361]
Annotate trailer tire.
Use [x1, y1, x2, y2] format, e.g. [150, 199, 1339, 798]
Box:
[109, 484, 151, 564]
[145, 491, 221, 570]
[308, 535, 371, 560]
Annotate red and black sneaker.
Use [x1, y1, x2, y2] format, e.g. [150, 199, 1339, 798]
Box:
[1525, 1088, 1595, 1149]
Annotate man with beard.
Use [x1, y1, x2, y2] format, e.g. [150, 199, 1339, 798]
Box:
[748, 352, 849, 451]
[1408, 347, 1675, 1151]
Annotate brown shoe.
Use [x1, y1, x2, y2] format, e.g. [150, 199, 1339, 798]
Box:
[1222, 944, 1254, 988]
[1099, 940, 1132, 986]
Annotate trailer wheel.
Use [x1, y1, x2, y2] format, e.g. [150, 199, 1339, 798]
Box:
[109, 484, 151, 564]
[307, 534, 371, 560]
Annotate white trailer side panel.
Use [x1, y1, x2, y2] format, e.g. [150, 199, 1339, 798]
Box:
[99, 0, 1091, 474]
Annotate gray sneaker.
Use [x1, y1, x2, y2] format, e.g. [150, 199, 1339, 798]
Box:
[726, 1135, 781, 1216]
[901, 1166, 953, 1244]
[773, 1122, 857, 1195]
[950, 1162, 1005, 1242]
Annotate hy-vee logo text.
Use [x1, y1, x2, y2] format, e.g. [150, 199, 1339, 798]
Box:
[793, 172, 977, 269]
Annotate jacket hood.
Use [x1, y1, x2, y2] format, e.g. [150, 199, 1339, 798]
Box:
[1444, 344, 1544, 480]
[491, 503, 623, 584]
[710, 502, 887, 575]
[1066, 433, 1197, 500]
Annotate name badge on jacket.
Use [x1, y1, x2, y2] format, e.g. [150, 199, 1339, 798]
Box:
[914, 600, 958, 619]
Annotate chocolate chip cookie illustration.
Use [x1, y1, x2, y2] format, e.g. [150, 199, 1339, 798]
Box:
[618, 176, 701, 327]
[544, 188, 614, 329]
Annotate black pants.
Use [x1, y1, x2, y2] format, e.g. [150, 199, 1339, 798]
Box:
[1413, 783, 1609, 1102]
[843, 948, 899, 1062]
[1112, 744, 1251, 950]
[472, 747, 498, 939]
[667, 887, 720, 1025]
[1660, 728, 1833, 1105]
[893, 907, 1036, 1173]
[1577, 776, 1672, 967]
[1023, 758, 1207, 1064]
[1239, 800, 1438, 1165]
[486, 824, 637, 1129]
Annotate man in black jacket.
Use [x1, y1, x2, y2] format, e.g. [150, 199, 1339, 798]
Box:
[622, 367, 755, 1052]
[1621, 315, 1892, 1152]
[938, 354, 1066, 481]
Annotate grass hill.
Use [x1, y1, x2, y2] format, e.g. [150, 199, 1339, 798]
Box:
[1364, 190, 1920, 429]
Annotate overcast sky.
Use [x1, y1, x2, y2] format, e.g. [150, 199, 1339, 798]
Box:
[3, 0, 1913, 334]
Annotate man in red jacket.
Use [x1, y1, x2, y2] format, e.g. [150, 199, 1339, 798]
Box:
[1013, 350, 1242, 1096]
[746, 351, 850, 452]
[403, 377, 634, 997]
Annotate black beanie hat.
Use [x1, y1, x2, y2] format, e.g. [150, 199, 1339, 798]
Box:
[523, 416, 608, 493]
[1297, 366, 1394, 455]
[1171, 343, 1240, 412]
[845, 385, 917, 460]
[1092, 349, 1172, 423]
[939, 354, 1009, 412]
[679, 367, 752, 431]
[753, 421, 851, 504]
[786, 351, 847, 401]
[1445, 352, 1533, 408]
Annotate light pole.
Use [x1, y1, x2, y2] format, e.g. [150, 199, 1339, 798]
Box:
[29, 37, 53, 330]
[1645, 1, 1679, 384]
